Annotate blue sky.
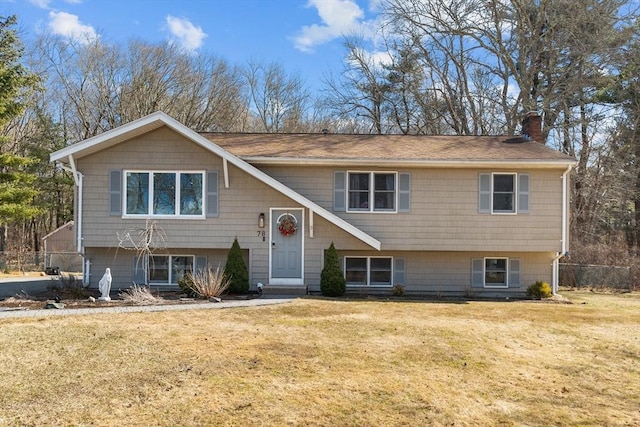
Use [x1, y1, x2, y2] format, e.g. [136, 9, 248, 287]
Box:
[2, 0, 382, 96]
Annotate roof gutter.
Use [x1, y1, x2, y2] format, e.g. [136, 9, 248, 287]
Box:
[238, 157, 576, 169]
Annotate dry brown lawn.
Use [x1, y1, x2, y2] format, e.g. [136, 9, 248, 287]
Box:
[0, 290, 639, 426]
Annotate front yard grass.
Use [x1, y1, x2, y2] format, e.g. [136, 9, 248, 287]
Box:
[0, 290, 638, 426]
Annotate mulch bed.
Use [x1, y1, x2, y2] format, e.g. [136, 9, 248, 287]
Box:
[0, 288, 257, 311]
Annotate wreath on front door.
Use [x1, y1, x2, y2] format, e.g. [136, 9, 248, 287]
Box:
[278, 214, 298, 237]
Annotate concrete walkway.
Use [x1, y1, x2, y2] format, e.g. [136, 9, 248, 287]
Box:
[0, 296, 296, 319]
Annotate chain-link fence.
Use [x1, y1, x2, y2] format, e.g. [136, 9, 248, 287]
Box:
[559, 263, 635, 290]
[0, 251, 82, 274]
[0, 251, 45, 273]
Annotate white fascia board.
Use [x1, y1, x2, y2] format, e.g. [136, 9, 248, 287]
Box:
[50, 111, 382, 251]
[42, 220, 74, 240]
[50, 112, 168, 163]
[240, 157, 577, 169]
[149, 116, 381, 250]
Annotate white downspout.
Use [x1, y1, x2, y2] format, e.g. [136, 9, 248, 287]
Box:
[58, 156, 85, 281]
[76, 172, 83, 253]
[66, 155, 84, 254]
[552, 165, 572, 294]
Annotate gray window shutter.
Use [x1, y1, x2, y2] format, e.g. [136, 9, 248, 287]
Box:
[207, 171, 219, 217]
[479, 173, 491, 213]
[333, 171, 346, 212]
[132, 256, 147, 285]
[195, 256, 207, 274]
[398, 173, 411, 212]
[471, 258, 484, 288]
[394, 258, 406, 285]
[518, 174, 530, 213]
[508, 258, 521, 288]
[109, 170, 122, 216]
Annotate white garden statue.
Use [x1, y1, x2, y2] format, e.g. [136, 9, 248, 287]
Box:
[98, 267, 112, 301]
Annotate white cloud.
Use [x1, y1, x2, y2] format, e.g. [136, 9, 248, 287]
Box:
[293, 0, 370, 53]
[28, 0, 52, 8]
[48, 11, 98, 44]
[165, 15, 207, 52]
[345, 47, 391, 73]
[29, 0, 82, 8]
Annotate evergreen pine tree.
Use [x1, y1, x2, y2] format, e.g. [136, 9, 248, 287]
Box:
[0, 15, 41, 250]
[224, 237, 249, 293]
[320, 242, 346, 297]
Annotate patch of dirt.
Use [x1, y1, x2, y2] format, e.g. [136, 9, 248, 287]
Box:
[549, 294, 573, 304]
[520, 294, 573, 304]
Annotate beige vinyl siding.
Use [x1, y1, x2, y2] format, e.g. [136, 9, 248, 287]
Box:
[77, 127, 375, 289]
[79, 127, 293, 249]
[300, 213, 375, 288]
[305, 250, 554, 295]
[258, 165, 564, 252]
[84, 247, 232, 289]
[80, 130, 562, 255]
[75, 125, 566, 294]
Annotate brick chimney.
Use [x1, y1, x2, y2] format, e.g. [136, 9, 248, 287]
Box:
[521, 111, 542, 143]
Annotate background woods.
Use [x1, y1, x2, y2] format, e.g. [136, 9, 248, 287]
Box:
[1, 1, 639, 280]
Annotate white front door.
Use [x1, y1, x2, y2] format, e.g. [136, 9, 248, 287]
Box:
[270, 208, 304, 285]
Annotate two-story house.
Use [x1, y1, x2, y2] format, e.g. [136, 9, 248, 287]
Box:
[50, 111, 575, 297]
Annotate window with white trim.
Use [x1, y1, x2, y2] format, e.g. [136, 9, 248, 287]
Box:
[125, 171, 204, 217]
[348, 172, 396, 212]
[149, 255, 194, 285]
[345, 257, 393, 287]
[493, 174, 516, 213]
[479, 173, 529, 214]
[471, 257, 521, 289]
[484, 258, 508, 288]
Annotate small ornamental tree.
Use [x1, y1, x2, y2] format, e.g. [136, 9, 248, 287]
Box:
[320, 242, 346, 297]
[225, 237, 249, 293]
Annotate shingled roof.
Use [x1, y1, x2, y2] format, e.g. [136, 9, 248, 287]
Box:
[200, 132, 574, 165]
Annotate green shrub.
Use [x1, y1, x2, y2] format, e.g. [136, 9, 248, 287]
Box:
[527, 281, 552, 299]
[178, 273, 197, 297]
[391, 284, 405, 297]
[225, 237, 249, 294]
[320, 242, 346, 297]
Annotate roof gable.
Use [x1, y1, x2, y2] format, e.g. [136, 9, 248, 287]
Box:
[50, 111, 382, 250]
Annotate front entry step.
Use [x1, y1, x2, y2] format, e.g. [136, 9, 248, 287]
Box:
[262, 284, 308, 296]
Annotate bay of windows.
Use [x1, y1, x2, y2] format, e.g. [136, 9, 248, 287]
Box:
[125, 171, 204, 217]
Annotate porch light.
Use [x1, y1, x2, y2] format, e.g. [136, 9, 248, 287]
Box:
[258, 213, 265, 228]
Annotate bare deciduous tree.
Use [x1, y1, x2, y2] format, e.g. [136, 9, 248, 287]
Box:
[33, 36, 248, 139]
[243, 60, 310, 133]
[322, 37, 391, 134]
[329, 0, 635, 259]
[119, 40, 247, 131]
